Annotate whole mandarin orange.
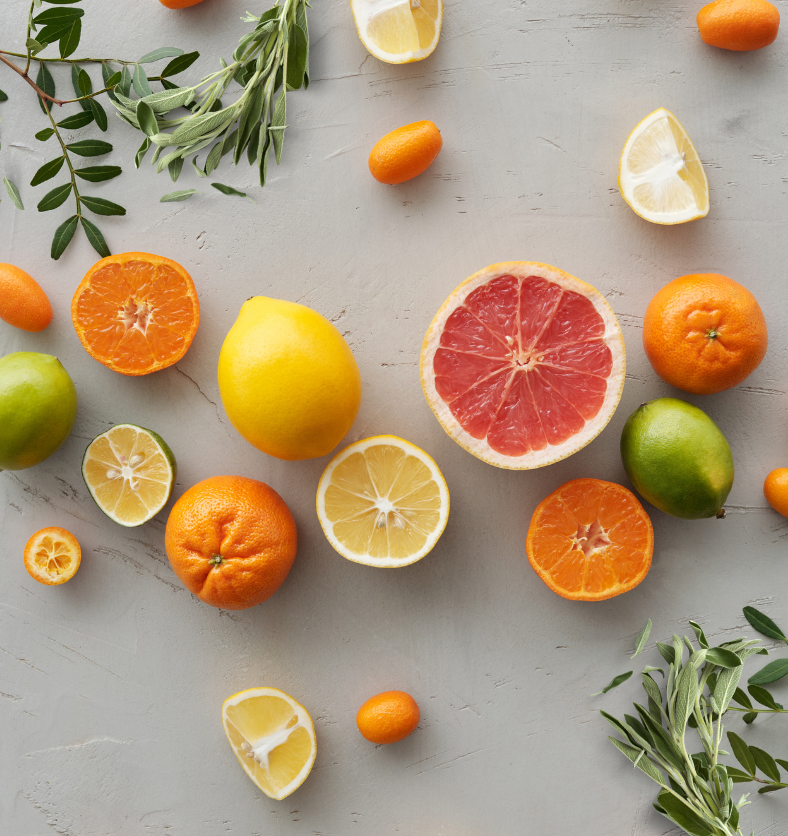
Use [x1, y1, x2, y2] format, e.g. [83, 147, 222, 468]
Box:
[356, 690, 420, 744]
[0, 264, 52, 332]
[697, 0, 779, 51]
[164, 475, 297, 609]
[159, 0, 207, 8]
[368, 121, 442, 184]
[642, 273, 767, 395]
[764, 469, 788, 517]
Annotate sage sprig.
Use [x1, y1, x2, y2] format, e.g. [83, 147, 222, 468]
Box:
[600, 615, 788, 836]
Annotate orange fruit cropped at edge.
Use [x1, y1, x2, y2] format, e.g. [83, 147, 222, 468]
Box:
[356, 691, 420, 744]
[24, 527, 81, 585]
[71, 252, 199, 376]
[159, 0, 207, 8]
[643, 273, 767, 395]
[697, 0, 779, 51]
[526, 479, 653, 601]
[164, 475, 297, 610]
[420, 262, 626, 470]
[369, 121, 443, 184]
[0, 264, 52, 332]
[764, 469, 788, 517]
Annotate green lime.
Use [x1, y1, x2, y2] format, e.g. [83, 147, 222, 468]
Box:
[0, 352, 78, 470]
[82, 424, 176, 526]
[620, 397, 733, 519]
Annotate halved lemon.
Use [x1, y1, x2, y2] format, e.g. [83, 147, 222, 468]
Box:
[618, 108, 709, 225]
[24, 527, 81, 585]
[351, 0, 442, 64]
[316, 435, 450, 568]
[222, 688, 317, 801]
[82, 424, 176, 527]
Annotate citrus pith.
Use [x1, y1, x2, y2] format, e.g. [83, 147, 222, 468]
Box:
[351, 0, 442, 64]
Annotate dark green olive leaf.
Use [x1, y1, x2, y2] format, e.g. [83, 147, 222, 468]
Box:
[210, 182, 255, 202]
[731, 687, 753, 710]
[591, 670, 632, 697]
[26, 38, 44, 55]
[30, 157, 65, 186]
[35, 23, 72, 47]
[749, 659, 788, 686]
[80, 196, 126, 216]
[705, 647, 743, 669]
[688, 620, 709, 650]
[36, 63, 56, 114]
[727, 732, 756, 775]
[33, 6, 83, 25]
[77, 68, 92, 97]
[750, 746, 781, 782]
[132, 64, 153, 98]
[57, 110, 93, 129]
[747, 683, 783, 710]
[80, 217, 111, 258]
[160, 188, 197, 202]
[743, 606, 788, 643]
[3, 174, 24, 209]
[58, 18, 81, 58]
[758, 783, 788, 794]
[66, 139, 113, 157]
[0, 89, 7, 102]
[35, 127, 55, 141]
[656, 642, 675, 664]
[44, 0, 88, 4]
[138, 47, 184, 64]
[726, 765, 754, 783]
[168, 157, 183, 183]
[135, 137, 152, 169]
[89, 98, 108, 132]
[631, 619, 653, 659]
[136, 101, 159, 137]
[50, 213, 78, 260]
[73, 165, 122, 183]
[160, 51, 200, 77]
[655, 790, 715, 836]
[37, 182, 72, 211]
[71, 63, 91, 112]
[743, 711, 758, 724]
[104, 70, 122, 89]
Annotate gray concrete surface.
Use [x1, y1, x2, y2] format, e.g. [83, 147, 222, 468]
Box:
[1, 1, 787, 834]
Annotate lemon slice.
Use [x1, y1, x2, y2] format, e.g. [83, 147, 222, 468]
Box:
[351, 0, 442, 64]
[222, 688, 317, 801]
[619, 108, 709, 225]
[316, 435, 450, 567]
[82, 424, 176, 527]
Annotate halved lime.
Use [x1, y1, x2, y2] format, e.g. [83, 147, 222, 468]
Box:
[82, 424, 176, 527]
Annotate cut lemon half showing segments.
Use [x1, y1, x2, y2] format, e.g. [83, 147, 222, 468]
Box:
[619, 108, 709, 225]
[222, 688, 317, 801]
[82, 424, 176, 527]
[316, 435, 449, 568]
[351, 0, 442, 64]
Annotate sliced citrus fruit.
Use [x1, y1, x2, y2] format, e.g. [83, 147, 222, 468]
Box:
[420, 262, 626, 469]
[316, 435, 449, 568]
[351, 0, 442, 64]
[526, 479, 653, 601]
[71, 252, 200, 376]
[619, 108, 709, 225]
[24, 527, 81, 585]
[82, 424, 176, 527]
[222, 687, 317, 801]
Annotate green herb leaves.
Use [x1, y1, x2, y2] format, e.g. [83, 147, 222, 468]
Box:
[743, 605, 788, 643]
[592, 671, 632, 696]
[727, 732, 788, 793]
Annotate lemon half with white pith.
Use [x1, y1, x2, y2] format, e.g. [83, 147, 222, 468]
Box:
[351, 0, 442, 64]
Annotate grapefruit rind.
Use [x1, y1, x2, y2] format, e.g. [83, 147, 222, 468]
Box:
[420, 262, 626, 470]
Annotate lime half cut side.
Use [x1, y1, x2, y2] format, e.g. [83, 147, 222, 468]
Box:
[82, 424, 176, 526]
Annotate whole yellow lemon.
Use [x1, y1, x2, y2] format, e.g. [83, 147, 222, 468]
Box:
[218, 297, 362, 461]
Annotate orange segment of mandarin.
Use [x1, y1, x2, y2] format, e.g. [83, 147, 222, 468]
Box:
[71, 252, 199, 376]
[24, 527, 81, 585]
[526, 478, 653, 601]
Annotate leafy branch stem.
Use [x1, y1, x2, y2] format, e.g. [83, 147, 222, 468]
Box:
[0, 50, 137, 66]
[44, 100, 81, 217]
[0, 52, 65, 106]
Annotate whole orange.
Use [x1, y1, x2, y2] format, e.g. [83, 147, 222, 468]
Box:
[0, 264, 53, 332]
[697, 0, 779, 51]
[368, 121, 442, 185]
[642, 273, 767, 395]
[764, 468, 788, 517]
[164, 475, 297, 610]
[159, 0, 207, 8]
[356, 690, 420, 744]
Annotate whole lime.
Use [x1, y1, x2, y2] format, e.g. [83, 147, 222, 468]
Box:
[0, 352, 78, 470]
[620, 397, 733, 519]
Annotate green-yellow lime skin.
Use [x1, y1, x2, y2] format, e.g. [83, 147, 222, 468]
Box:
[620, 397, 733, 519]
[0, 352, 78, 470]
[218, 297, 362, 461]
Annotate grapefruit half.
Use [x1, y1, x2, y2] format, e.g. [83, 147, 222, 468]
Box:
[420, 262, 626, 469]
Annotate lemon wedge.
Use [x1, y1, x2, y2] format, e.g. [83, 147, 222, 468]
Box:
[351, 0, 442, 64]
[316, 435, 450, 568]
[222, 688, 317, 801]
[619, 108, 709, 225]
[82, 424, 176, 527]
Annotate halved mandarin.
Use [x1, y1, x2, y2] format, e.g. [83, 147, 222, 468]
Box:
[24, 527, 81, 585]
[71, 252, 199, 376]
[526, 478, 653, 601]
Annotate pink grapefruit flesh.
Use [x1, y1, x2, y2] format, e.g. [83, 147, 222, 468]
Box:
[420, 262, 626, 469]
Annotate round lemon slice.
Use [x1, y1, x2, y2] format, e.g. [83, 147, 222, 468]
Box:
[351, 0, 442, 64]
[82, 424, 176, 527]
[222, 688, 317, 801]
[619, 108, 709, 225]
[316, 435, 450, 568]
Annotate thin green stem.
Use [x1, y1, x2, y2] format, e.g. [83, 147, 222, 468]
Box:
[24, 0, 35, 75]
[727, 706, 788, 714]
[0, 49, 136, 65]
[44, 100, 81, 218]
